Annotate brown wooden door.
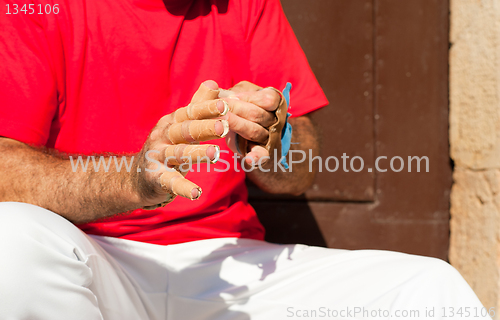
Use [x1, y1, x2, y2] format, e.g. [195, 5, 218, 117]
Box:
[248, 0, 451, 260]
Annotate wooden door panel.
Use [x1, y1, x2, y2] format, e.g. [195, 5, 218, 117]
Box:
[254, 202, 449, 258]
[250, 0, 451, 260]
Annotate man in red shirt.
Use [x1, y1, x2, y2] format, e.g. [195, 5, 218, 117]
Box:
[0, 0, 490, 319]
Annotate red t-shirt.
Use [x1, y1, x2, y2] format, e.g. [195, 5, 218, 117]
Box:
[0, 0, 328, 245]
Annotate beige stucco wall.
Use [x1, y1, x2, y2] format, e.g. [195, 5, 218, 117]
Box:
[450, 0, 500, 311]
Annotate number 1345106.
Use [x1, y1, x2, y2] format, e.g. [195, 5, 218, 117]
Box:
[6, 4, 59, 14]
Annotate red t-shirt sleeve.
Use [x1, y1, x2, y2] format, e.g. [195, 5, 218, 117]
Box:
[0, 1, 58, 146]
[244, 0, 329, 117]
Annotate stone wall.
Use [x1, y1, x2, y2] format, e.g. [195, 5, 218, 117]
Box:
[450, 0, 500, 311]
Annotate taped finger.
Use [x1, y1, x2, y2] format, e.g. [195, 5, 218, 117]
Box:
[174, 100, 228, 122]
[167, 119, 229, 144]
[164, 144, 220, 166]
[160, 169, 202, 200]
[190, 81, 220, 104]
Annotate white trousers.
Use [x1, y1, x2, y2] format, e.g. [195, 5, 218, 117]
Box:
[0, 202, 491, 320]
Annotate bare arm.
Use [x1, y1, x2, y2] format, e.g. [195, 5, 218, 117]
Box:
[0, 81, 227, 224]
[0, 137, 141, 224]
[246, 115, 320, 195]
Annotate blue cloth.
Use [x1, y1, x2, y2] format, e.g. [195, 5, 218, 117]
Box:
[280, 83, 293, 169]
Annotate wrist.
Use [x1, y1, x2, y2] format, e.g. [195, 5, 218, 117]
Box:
[130, 150, 170, 209]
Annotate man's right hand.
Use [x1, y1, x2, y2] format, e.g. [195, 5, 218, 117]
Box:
[0, 80, 229, 223]
[133, 80, 229, 209]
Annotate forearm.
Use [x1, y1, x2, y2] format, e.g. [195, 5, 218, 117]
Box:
[0, 138, 142, 224]
[247, 116, 320, 195]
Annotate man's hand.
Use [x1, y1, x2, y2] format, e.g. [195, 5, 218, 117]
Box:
[219, 81, 321, 195]
[0, 80, 229, 223]
[134, 80, 229, 208]
[219, 81, 281, 165]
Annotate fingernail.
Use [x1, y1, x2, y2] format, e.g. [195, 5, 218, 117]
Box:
[250, 156, 261, 168]
[206, 145, 220, 163]
[214, 121, 223, 136]
[214, 120, 229, 138]
[216, 100, 229, 115]
[191, 187, 202, 200]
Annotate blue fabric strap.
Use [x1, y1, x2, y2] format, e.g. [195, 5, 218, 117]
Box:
[280, 82, 293, 169]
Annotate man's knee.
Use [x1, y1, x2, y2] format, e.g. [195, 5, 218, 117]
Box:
[0, 201, 70, 229]
[0, 201, 87, 263]
[0, 202, 99, 319]
[360, 250, 465, 290]
[394, 253, 467, 292]
[419, 256, 464, 283]
[0, 201, 94, 260]
[0, 201, 83, 241]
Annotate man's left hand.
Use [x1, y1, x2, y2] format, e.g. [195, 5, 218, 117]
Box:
[219, 81, 282, 166]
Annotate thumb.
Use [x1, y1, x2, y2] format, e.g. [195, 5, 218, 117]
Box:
[190, 80, 220, 104]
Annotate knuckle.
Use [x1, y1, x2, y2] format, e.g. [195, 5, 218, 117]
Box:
[266, 112, 277, 125]
[247, 108, 262, 123]
[159, 114, 174, 126]
[232, 81, 251, 91]
[260, 91, 279, 108]
[231, 116, 244, 132]
[248, 126, 265, 142]
[237, 80, 251, 86]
